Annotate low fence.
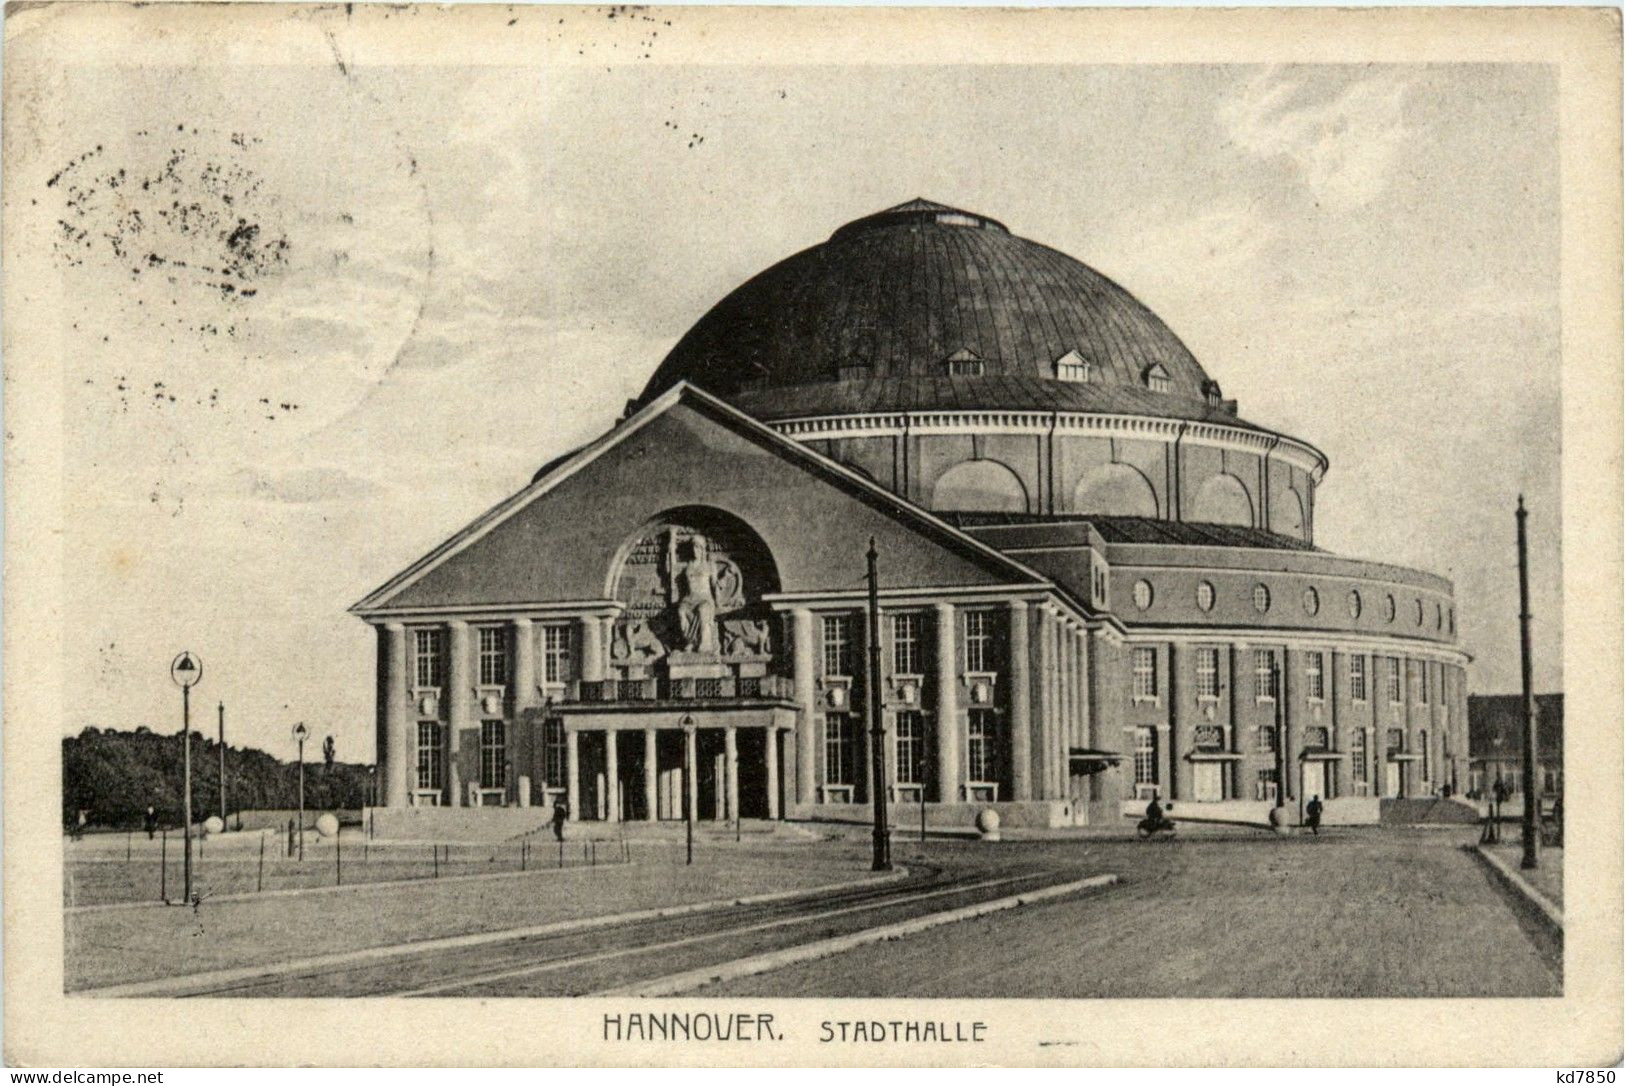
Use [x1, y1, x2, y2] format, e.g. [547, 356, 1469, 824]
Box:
[63, 826, 630, 907]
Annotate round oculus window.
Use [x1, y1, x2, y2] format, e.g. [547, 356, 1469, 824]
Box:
[1133, 579, 1154, 611]
[1414, 598, 1425, 626]
[1435, 602, 1443, 630]
[1196, 581, 1215, 612]
[1348, 590, 1362, 619]
[1384, 594, 1397, 623]
[1253, 584, 1271, 613]
[1303, 587, 1320, 616]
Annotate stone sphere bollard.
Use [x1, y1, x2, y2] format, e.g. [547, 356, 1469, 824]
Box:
[315, 813, 340, 838]
[1267, 805, 1293, 836]
[202, 815, 224, 836]
[975, 808, 1001, 842]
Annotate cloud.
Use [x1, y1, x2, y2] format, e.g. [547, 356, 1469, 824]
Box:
[236, 465, 384, 504]
[1222, 69, 1414, 210]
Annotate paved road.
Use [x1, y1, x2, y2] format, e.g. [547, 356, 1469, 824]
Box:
[710, 828, 1562, 998]
[144, 862, 1096, 998]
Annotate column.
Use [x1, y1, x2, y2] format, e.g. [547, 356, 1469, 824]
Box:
[1281, 646, 1294, 805]
[1083, 629, 1100, 804]
[382, 623, 410, 807]
[764, 729, 780, 819]
[643, 728, 658, 821]
[580, 615, 604, 683]
[1167, 642, 1184, 801]
[793, 608, 817, 805]
[724, 726, 739, 820]
[510, 618, 534, 805]
[565, 729, 581, 819]
[933, 602, 960, 804]
[1008, 601, 1032, 801]
[448, 621, 471, 805]
[684, 726, 699, 821]
[1035, 604, 1055, 800]
[604, 729, 620, 822]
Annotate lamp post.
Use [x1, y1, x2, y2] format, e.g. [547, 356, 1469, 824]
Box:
[681, 713, 695, 866]
[865, 538, 891, 872]
[1515, 496, 1540, 870]
[217, 701, 228, 829]
[293, 722, 309, 861]
[170, 652, 203, 904]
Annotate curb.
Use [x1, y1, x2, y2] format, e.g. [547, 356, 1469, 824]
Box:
[1473, 844, 1564, 936]
[600, 872, 1119, 997]
[75, 866, 910, 997]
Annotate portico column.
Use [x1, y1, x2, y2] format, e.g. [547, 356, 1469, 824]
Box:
[792, 608, 817, 806]
[764, 729, 780, 819]
[1035, 604, 1055, 800]
[1008, 601, 1032, 801]
[604, 729, 620, 822]
[580, 615, 605, 683]
[724, 726, 739, 820]
[511, 618, 535, 805]
[685, 726, 699, 821]
[565, 729, 581, 819]
[643, 727, 658, 821]
[933, 602, 960, 804]
[448, 621, 471, 805]
[382, 623, 409, 807]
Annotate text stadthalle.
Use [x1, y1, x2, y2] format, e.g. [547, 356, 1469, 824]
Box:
[821, 1020, 988, 1044]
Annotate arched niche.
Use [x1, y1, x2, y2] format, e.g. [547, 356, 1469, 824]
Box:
[1072, 463, 1158, 518]
[931, 459, 1028, 513]
[1273, 486, 1307, 538]
[1192, 473, 1254, 527]
[605, 507, 781, 665]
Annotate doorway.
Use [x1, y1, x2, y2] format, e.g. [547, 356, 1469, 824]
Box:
[1384, 760, 1401, 798]
[1301, 760, 1326, 804]
[1193, 762, 1223, 802]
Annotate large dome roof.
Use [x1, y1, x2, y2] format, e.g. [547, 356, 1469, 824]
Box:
[640, 199, 1240, 424]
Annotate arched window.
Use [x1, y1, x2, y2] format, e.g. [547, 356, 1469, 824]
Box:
[931, 459, 1028, 512]
[1274, 487, 1306, 538]
[1072, 463, 1158, 517]
[1192, 473, 1254, 527]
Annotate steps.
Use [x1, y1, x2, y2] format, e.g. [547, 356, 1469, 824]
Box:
[1379, 796, 1481, 825]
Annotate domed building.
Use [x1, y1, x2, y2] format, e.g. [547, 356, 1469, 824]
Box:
[354, 199, 1470, 833]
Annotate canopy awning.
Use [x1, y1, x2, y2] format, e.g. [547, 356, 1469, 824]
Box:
[1069, 747, 1123, 775]
[1387, 752, 1424, 762]
[1299, 750, 1344, 761]
[1185, 750, 1243, 762]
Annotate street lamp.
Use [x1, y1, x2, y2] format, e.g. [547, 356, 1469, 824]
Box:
[170, 651, 203, 904]
[293, 722, 309, 861]
[680, 713, 696, 866]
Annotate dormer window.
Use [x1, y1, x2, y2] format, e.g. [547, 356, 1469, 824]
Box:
[945, 348, 985, 377]
[1143, 363, 1171, 393]
[1202, 378, 1223, 405]
[1054, 349, 1095, 383]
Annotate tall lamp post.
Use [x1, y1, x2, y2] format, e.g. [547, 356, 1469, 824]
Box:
[681, 713, 695, 866]
[1516, 495, 1540, 870]
[217, 701, 228, 829]
[170, 652, 203, 904]
[293, 722, 309, 861]
[865, 538, 891, 872]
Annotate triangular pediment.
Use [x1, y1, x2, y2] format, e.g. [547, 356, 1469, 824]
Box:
[353, 384, 1051, 615]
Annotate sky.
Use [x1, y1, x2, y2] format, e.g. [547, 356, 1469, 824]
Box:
[28, 24, 1561, 761]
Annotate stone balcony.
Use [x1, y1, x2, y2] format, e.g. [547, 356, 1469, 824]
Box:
[564, 673, 797, 705]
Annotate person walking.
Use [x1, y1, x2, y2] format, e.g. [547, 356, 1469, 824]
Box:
[144, 805, 158, 840]
[1305, 794, 1323, 836]
[551, 799, 568, 842]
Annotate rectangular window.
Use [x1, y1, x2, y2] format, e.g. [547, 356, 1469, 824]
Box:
[892, 613, 923, 676]
[1254, 649, 1277, 700]
[821, 614, 853, 677]
[1255, 768, 1279, 802]
[967, 708, 998, 784]
[479, 720, 506, 790]
[542, 719, 566, 788]
[1351, 729, 1369, 784]
[1416, 663, 1429, 705]
[894, 711, 924, 784]
[1133, 726, 1158, 786]
[1305, 651, 1325, 701]
[825, 713, 855, 787]
[416, 721, 442, 791]
[1257, 724, 1277, 753]
[1195, 647, 1220, 699]
[414, 629, 443, 688]
[478, 626, 508, 686]
[1386, 657, 1403, 704]
[541, 624, 571, 685]
[1420, 730, 1431, 782]
[1132, 647, 1158, 700]
[1350, 655, 1368, 702]
[964, 610, 994, 673]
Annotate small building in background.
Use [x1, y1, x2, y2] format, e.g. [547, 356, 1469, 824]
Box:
[1467, 693, 1563, 799]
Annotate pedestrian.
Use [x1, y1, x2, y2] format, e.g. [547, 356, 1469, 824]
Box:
[551, 799, 568, 842]
[71, 808, 88, 841]
[1305, 794, 1323, 836]
[143, 805, 158, 840]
